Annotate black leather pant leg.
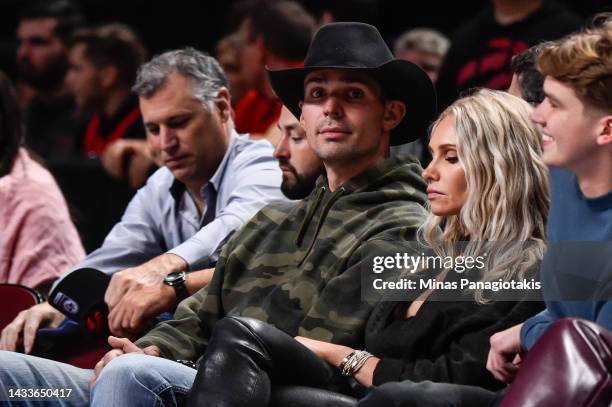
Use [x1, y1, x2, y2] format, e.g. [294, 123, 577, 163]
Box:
[185, 316, 335, 407]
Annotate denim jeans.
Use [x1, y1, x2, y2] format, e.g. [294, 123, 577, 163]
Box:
[0, 350, 90, 406]
[0, 350, 197, 407]
[92, 353, 197, 406]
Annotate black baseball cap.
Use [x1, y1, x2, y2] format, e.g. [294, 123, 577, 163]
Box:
[49, 268, 110, 334]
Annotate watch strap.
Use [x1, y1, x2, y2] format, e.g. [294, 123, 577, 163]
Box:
[165, 271, 189, 304]
[173, 281, 189, 304]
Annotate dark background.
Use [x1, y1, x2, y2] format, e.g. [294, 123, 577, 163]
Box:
[1, 0, 610, 78]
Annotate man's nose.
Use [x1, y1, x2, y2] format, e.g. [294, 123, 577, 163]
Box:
[530, 102, 547, 126]
[16, 42, 30, 61]
[160, 128, 179, 151]
[273, 136, 290, 159]
[64, 71, 74, 88]
[323, 96, 342, 118]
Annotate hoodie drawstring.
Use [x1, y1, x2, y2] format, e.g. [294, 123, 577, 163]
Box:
[295, 186, 326, 246]
[298, 186, 346, 265]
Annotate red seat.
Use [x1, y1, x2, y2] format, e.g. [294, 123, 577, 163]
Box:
[0, 284, 108, 368]
[0, 284, 43, 331]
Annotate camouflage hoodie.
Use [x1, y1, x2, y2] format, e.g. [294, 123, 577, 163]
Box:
[136, 156, 429, 362]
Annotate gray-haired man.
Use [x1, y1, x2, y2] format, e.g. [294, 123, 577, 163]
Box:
[0, 48, 286, 353]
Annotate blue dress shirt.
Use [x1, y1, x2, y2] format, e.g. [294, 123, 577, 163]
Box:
[64, 131, 286, 276]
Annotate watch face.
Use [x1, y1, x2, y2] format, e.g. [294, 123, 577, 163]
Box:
[165, 271, 185, 285]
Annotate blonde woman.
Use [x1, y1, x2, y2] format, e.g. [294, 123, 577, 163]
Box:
[185, 89, 549, 406]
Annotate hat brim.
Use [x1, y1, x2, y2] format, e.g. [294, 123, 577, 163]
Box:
[49, 268, 110, 329]
[267, 60, 437, 146]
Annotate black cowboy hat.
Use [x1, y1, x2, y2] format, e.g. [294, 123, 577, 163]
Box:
[267, 22, 437, 146]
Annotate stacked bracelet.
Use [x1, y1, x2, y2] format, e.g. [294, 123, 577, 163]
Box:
[339, 350, 373, 377]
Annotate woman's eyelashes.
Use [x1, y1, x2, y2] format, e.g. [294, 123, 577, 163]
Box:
[443, 150, 459, 164]
[445, 155, 458, 164]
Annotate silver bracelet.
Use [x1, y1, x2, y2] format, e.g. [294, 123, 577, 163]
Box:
[339, 351, 357, 375]
[339, 350, 373, 377]
[351, 351, 373, 375]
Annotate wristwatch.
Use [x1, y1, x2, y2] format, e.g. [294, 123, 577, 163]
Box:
[164, 271, 188, 304]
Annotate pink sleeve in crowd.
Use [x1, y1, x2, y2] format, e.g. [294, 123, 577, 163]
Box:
[0, 150, 85, 289]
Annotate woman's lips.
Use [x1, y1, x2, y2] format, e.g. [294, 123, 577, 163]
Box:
[427, 188, 445, 200]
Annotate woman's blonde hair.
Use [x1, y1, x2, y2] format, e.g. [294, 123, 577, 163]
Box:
[419, 89, 550, 302]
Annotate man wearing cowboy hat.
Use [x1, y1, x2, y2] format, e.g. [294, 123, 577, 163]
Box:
[0, 22, 436, 406]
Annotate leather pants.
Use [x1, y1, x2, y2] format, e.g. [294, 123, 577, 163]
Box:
[185, 316, 358, 407]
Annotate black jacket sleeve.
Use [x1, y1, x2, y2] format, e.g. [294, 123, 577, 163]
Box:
[371, 300, 544, 391]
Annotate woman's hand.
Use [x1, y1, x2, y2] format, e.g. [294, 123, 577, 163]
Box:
[294, 336, 379, 387]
